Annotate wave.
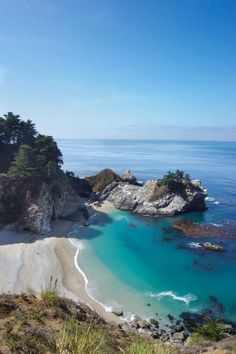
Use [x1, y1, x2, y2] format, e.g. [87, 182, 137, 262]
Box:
[188, 242, 202, 249]
[146, 291, 197, 305]
[68, 237, 122, 315]
[205, 197, 215, 202]
[214, 201, 220, 205]
[68, 236, 85, 250]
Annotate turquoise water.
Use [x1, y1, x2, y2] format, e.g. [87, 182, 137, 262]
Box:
[58, 139, 236, 323]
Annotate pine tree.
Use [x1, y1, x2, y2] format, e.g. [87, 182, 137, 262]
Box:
[7, 145, 38, 180]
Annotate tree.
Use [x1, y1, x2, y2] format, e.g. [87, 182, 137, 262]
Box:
[7, 145, 38, 180]
[0, 112, 37, 146]
[35, 135, 63, 167]
[159, 170, 191, 186]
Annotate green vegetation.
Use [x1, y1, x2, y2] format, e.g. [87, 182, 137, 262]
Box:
[193, 318, 227, 341]
[0, 195, 22, 224]
[55, 319, 107, 354]
[159, 169, 191, 186]
[0, 293, 235, 354]
[0, 112, 62, 179]
[126, 339, 175, 354]
[40, 277, 62, 307]
[7, 145, 38, 180]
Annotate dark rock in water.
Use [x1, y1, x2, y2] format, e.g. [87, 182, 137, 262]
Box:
[173, 220, 236, 238]
[192, 260, 217, 272]
[180, 312, 205, 331]
[215, 302, 224, 312]
[146, 303, 151, 307]
[112, 310, 124, 316]
[86, 169, 121, 193]
[167, 314, 174, 321]
[174, 324, 184, 332]
[149, 318, 159, 327]
[209, 295, 218, 304]
[202, 242, 224, 252]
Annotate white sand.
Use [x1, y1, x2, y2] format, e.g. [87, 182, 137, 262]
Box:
[0, 201, 120, 324]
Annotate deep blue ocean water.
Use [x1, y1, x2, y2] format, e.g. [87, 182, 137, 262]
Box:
[57, 139, 236, 323]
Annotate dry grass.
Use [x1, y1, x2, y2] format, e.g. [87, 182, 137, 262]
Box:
[55, 318, 108, 354]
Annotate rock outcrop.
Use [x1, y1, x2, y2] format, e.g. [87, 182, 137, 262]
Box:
[99, 174, 207, 217]
[86, 169, 121, 192]
[0, 166, 87, 234]
[120, 170, 140, 185]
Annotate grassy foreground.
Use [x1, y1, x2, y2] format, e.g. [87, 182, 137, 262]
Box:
[0, 291, 236, 354]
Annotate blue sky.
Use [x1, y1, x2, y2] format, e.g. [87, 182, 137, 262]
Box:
[0, 0, 235, 139]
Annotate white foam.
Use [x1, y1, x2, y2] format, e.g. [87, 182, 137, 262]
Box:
[68, 237, 85, 250]
[205, 197, 215, 202]
[68, 237, 121, 315]
[214, 201, 220, 205]
[188, 242, 202, 249]
[146, 291, 197, 305]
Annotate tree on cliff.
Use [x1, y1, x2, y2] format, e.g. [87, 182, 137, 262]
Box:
[0, 112, 63, 174]
[160, 169, 191, 186]
[7, 145, 38, 180]
[0, 112, 37, 146]
[35, 135, 63, 167]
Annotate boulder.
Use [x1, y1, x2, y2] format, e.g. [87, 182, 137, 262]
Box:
[120, 170, 138, 184]
[202, 242, 224, 252]
[149, 318, 159, 327]
[112, 310, 124, 316]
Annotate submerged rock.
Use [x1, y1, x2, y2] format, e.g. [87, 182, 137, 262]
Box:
[173, 220, 236, 238]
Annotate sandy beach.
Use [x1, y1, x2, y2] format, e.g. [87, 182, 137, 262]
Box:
[0, 201, 120, 324]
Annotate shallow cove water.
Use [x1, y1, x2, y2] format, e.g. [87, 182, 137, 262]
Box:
[58, 139, 236, 323]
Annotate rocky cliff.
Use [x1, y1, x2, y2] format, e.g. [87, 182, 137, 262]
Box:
[0, 166, 87, 234]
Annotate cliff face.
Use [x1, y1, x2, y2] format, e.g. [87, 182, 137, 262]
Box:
[0, 167, 87, 234]
[99, 177, 207, 217]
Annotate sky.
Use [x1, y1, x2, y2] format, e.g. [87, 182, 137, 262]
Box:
[0, 0, 235, 140]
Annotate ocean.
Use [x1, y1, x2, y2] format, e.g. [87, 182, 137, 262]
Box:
[57, 139, 236, 323]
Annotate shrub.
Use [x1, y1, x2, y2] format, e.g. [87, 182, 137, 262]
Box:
[159, 170, 191, 187]
[193, 318, 226, 341]
[126, 339, 175, 354]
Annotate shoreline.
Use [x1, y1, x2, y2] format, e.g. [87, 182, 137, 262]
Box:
[0, 201, 120, 325]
